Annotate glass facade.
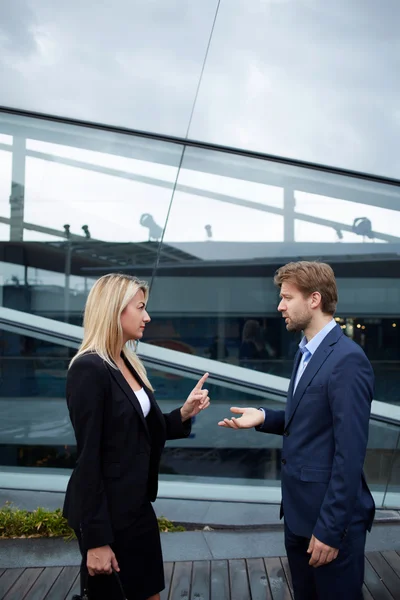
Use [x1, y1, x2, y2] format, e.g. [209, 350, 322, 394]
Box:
[0, 110, 399, 504]
[1, 1, 400, 177]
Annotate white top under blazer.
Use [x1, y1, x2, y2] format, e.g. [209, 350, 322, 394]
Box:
[135, 387, 151, 417]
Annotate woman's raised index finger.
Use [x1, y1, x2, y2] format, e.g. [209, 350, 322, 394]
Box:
[195, 372, 209, 389]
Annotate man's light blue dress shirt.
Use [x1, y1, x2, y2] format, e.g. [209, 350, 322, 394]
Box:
[293, 319, 337, 392]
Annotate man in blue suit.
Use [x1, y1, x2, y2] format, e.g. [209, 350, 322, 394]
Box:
[219, 261, 375, 600]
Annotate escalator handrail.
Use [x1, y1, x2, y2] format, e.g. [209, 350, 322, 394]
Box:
[0, 306, 399, 425]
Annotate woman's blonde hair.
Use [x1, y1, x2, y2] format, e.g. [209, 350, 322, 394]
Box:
[70, 273, 153, 390]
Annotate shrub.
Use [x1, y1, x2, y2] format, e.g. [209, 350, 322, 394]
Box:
[0, 503, 184, 539]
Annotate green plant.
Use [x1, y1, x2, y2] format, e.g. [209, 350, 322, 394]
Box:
[0, 503, 74, 539]
[157, 515, 185, 533]
[0, 503, 184, 539]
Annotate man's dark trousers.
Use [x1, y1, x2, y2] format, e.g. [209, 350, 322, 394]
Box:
[284, 521, 366, 600]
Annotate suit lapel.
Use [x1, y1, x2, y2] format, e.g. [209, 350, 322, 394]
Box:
[285, 324, 342, 428]
[107, 361, 151, 442]
[122, 356, 166, 437]
[142, 381, 166, 436]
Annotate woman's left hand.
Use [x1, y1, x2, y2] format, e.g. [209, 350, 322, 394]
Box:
[180, 373, 210, 421]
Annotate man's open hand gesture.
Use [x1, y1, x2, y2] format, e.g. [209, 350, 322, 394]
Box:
[218, 407, 264, 429]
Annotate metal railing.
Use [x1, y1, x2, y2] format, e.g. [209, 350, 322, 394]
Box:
[0, 306, 399, 423]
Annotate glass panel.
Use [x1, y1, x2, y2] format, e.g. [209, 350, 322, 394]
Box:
[381, 424, 400, 508]
[151, 367, 284, 487]
[24, 137, 180, 243]
[0, 330, 74, 469]
[152, 145, 400, 404]
[0, 329, 284, 484]
[191, 0, 400, 178]
[0, 111, 185, 323]
[0, 111, 399, 501]
[0, 0, 218, 136]
[0, 141, 12, 237]
[0, 326, 397, 506]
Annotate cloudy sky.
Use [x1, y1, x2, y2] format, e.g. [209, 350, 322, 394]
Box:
[1, 0, 400, 179]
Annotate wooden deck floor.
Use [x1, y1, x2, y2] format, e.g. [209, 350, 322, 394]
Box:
[0, 551, 399, 599]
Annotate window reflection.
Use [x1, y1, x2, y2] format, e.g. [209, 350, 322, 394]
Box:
[154, 145, 400, 407]
[0, 111, 399, 502]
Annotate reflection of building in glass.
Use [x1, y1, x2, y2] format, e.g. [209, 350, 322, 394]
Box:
[0, 0, 399, 504]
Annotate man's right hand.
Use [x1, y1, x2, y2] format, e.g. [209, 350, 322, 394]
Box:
[218, 407, 264, 429]
[87, 545, 120, 576]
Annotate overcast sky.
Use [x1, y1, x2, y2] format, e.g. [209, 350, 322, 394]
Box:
[1, 0, 400, 178]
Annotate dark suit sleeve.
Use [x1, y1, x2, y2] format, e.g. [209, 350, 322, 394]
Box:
[256, 408, 286, 435]
[313, 351, 374, 548]
[163, 407, 191, 440]
[67, 358, 114, 550]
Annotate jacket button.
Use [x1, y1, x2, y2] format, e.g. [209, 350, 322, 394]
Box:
[283, 431, 290, 437]
[281, 458, 286, 465]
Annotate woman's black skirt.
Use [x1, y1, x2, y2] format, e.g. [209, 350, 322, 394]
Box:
[76, 501, 164, 600]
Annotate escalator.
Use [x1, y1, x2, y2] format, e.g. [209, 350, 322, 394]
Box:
[0, 307, 399, 508]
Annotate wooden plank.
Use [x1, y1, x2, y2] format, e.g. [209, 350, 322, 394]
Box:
[23, 567, 63, 600]
[169, 561, 192, 600]
[3, 568, 42, 600]
[0, 569, 25, 599]
[160, 562, 174, 600]
[191, 561, 210, 600]
[363, 558, 394, 600]
[229, 559, 250, 600]
[43, 566, 80, 600]
[280, 557, 294, 598]
[246, 558, 272, 600]
[67, 571, 81, 599]
[362, 584, 374, 600]
[44, 566, 80, 599]
[367, 552, 400, 600]
[264, 558, 292, 600]
[4, 552, 400, 600]
[382, 551, 400, 579]
[210, 560, 229, 600]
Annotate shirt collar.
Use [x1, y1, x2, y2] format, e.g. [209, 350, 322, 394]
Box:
[299, 319, 336, 357]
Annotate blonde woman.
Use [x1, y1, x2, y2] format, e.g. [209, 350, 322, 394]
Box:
[63, 274, 210, 600]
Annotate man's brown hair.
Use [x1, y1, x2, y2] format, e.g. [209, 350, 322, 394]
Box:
[274, 261, 338, 315]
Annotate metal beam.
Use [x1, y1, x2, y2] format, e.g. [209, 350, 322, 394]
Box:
[9, 137, 26, 241]
[17, 150, 400, 244]
[1, 145, 399, 243]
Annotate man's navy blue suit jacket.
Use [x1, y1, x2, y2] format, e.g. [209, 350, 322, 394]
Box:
[258, 323, 375, 548]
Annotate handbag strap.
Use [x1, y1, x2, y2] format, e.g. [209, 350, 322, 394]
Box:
[113, 569, 128, 600]
[82, 568, 128, 600]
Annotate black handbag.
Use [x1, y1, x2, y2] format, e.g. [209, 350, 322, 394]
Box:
[72, 568, 128, 600]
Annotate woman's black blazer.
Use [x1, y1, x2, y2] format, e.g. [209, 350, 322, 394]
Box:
[62, 352, 191, 550]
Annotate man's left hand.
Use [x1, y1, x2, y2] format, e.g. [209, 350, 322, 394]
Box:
[307, 535, 339, 568]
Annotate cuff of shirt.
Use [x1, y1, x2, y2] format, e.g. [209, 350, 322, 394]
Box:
[255, 408, 266, 431]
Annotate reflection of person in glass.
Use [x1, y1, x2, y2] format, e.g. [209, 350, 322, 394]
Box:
[239, 319, 275, 367]
[219, 261, 375, 600]
[63, 274, 210, 600]
[239, 320, 265, 360]
[207, 335, 229, 360]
